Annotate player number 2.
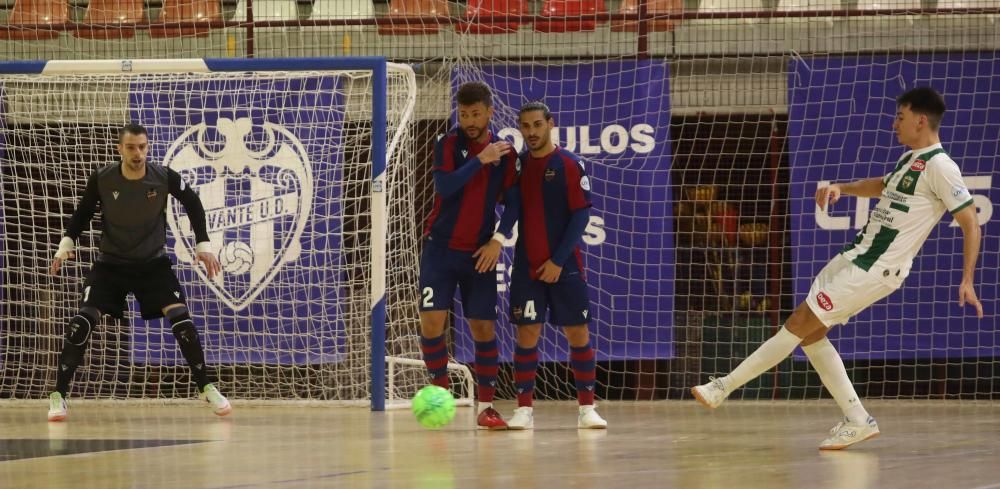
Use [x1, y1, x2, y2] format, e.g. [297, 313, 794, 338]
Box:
[422, 287, 434, 308]
[524, 300, 537, 320]
[83, 286, 91, 303]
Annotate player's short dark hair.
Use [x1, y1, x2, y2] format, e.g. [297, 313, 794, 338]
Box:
[897, 87, 946, 130]
[456, 82, 492, 108]
[118, 123, 148, 143]
[518, 102, 553, 121]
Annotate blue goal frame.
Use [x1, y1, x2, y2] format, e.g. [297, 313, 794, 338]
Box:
[0, 57, 392, 411]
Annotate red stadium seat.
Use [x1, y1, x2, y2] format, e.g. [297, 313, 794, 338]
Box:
[460, 0, 528, 34]
[535, 0, 607, 33]
[0, 0, 68, 40]
[378, 0, 449, 35]
[75, 0, 144, 39]
[148, 0, 221, 38]
[611, 0, 681, 32]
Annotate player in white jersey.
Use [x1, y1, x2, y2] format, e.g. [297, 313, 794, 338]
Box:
[690, 87, 983, 449]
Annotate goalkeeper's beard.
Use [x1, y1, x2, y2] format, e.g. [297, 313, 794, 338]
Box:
[126, 159, 145, 173]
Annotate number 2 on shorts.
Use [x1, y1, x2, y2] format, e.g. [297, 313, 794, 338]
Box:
[422, 287, 434, 308]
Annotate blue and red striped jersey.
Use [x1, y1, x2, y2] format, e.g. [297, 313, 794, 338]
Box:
[424, 129, 518, 251]
[515, 147, 593, 280]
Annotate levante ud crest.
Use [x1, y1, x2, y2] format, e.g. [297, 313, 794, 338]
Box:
[165, 117, 314, 311]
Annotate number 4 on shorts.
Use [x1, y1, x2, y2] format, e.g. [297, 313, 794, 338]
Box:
[524, 300, 536, 320]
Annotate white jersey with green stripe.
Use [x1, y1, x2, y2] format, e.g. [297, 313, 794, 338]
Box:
[840, 143, 974, 273]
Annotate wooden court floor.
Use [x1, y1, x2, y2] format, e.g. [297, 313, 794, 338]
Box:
[1, 400, 997, 489]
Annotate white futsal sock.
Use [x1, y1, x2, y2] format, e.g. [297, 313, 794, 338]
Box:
[721, 327, 801, 393]
[802, 337, 870, 424]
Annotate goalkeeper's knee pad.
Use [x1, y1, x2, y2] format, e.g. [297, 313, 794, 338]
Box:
[166, 306, 198, 345]
[65, 307, 98, 346]
[61, 307, 99, 368]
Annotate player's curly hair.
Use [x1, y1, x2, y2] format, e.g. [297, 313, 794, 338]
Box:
[518, 101, 553, 120]
[897, 87, 946, 130]
[456, 82, 492, 108]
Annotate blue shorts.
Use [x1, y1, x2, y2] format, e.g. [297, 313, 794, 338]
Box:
[509, 267, 591, 327]
[418, 238, 498, 320]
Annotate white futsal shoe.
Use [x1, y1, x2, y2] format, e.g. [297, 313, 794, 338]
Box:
[578, 405, 607, 429]
[202, 384, 232, 416]
[819, 416, 880, 450]
[691, 376, 729, 409]
[507, 407, 534, 430]
[47, 392, 67, 422]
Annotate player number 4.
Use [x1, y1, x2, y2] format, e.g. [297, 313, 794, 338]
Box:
[524, 300, 537, 320]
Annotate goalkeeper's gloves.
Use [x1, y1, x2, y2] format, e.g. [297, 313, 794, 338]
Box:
[55, 237, 75, 259]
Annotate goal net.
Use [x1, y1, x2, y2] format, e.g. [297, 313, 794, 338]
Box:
[0, 2, 998, 403]
[418, 6, 998, 402]
[0, 58, 474, 406]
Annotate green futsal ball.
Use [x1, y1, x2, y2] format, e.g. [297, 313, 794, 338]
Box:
[412, 385, 456, 429]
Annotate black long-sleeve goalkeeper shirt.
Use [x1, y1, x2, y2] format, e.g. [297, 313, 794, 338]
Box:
[65, 163, 209, 264]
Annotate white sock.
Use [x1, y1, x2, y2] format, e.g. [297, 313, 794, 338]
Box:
[722, 327, 801, 393]
[802, 337, 869, 424]
[477, 402, 492, 414]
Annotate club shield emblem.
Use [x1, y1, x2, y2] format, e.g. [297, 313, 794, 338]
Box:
[165, 117, 313, 311]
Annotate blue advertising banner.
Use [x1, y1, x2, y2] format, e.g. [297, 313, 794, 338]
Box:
[788, 54, 999, 360]
[452, 61, 675, 362]
[130, 76, 346, 365]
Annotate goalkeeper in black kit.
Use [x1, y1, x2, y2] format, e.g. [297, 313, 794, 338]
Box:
[47, 123, 231, 421]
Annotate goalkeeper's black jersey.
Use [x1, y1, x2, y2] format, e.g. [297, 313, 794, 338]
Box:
[64, 163, 209, 265]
